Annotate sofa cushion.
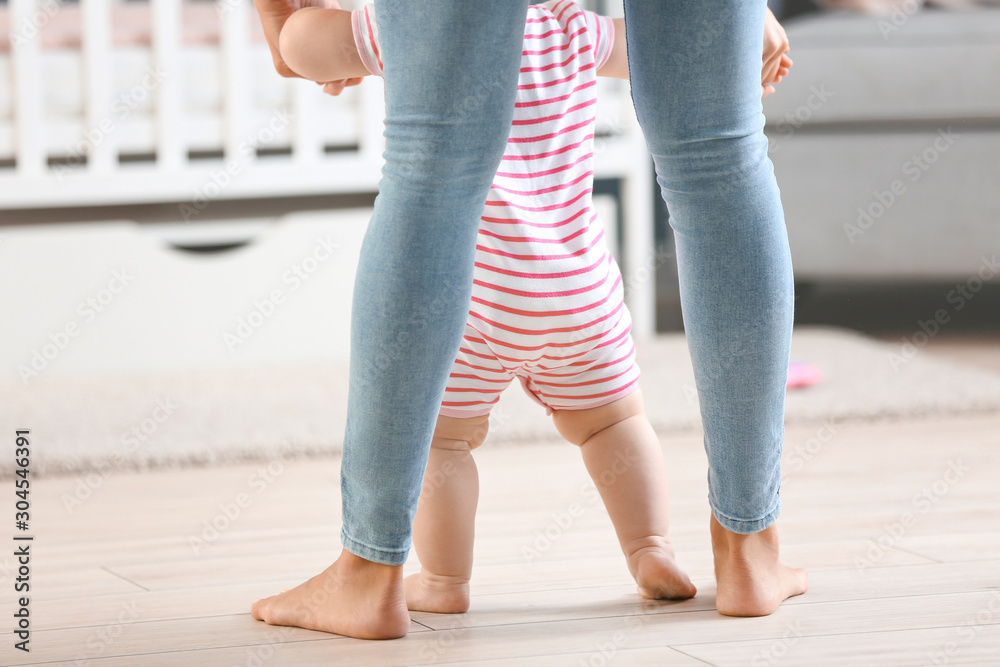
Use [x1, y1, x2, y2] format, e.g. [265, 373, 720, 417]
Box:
[762, 8, 1000, 123]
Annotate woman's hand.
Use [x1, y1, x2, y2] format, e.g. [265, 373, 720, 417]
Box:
[762, 7, 791, 92]
[762, 53, 792, 98]
[253, 0, 340, 78]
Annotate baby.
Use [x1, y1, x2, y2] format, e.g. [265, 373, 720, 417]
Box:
[278, 1, 790, 613]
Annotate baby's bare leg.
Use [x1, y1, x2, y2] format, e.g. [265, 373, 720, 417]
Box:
[404, 413, 489, 614]
[552, 389, 696, 600]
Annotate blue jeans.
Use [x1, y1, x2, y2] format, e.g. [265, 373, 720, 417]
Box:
[340, 0, 794, 566]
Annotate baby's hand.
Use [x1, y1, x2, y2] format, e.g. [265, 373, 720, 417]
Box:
[318, 78, 365, 96]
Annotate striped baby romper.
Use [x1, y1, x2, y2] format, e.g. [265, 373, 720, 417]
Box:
[353, 0, 639, 418]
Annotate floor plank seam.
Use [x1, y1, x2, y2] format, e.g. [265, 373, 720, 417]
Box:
[459, 585, 705, 601]
[402, 608, 725, 635]
[34, 586, 998, 637]
[24, 612, 337, 637]
[710, 588, 1000, 612]
[424, 645, 721, 667]
[812, 558, 1000, 573]
[7, 410, 998, 664]
[671, 619, 1000, 649]
[888, 544, 944, 564]
[99, 565, 151, 592]
[669, 646, 720, 667]
[3, 637, 346, 667]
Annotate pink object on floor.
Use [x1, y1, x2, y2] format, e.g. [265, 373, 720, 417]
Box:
[787, 361, 822, 389]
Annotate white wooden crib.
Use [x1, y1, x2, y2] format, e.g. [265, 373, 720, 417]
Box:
[0, 0, 657, 337]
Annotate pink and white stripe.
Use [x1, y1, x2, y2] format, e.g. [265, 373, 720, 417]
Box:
[353, 1, 636, 417]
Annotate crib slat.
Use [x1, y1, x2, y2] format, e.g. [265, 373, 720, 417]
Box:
[621, 142, 656, 341]
[220, 0, 252, 164]
[10, 0, 46, 176]
[292, 77, 323, 164]
[152, 0, 184, 170]
[359, 78, 385, 165]
[82, 0, 114, 173]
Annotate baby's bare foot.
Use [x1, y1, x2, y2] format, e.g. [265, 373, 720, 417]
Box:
[404, 571, 471, 613]
[710, 514, 808, 617]
[251, 548, 410, 639]
[625, 537, 697, 600]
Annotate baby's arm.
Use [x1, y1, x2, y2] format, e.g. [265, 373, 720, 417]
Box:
[278, 6, 371, 83]
[596, 18, 628, 80]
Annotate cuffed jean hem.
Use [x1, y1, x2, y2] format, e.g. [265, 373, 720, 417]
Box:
[341, 528, 409, 566]
[711, 498, 781, 535]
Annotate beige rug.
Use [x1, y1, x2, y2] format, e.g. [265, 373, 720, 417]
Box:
[4, 326, 1000, 477]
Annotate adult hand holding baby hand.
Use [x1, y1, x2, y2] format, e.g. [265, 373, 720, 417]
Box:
[254, 0, 341, 78]
[762, 7, 792, 98]
[762, 53, 793, 98]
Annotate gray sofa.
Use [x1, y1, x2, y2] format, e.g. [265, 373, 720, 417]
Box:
[761, 7, 1000, 282]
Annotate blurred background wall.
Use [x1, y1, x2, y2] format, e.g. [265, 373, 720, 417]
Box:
[1, 0, 997, 383]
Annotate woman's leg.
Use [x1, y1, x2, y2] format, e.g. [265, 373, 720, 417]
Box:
[405, 413, 490, 614]
[339, 0, 529, 567]
[623, 0, 806, 615]
[251, 1, 529, 638]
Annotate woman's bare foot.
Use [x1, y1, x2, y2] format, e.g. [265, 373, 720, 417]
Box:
[403, 571, 471, 613]
[250, 548, 410, 639]
[710, 514, 808, 617]
[625, 536, 698, 600]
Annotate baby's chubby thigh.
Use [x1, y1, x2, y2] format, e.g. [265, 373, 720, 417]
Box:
[550, 387, 647, 447]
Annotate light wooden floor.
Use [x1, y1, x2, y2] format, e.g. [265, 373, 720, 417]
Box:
[2, 413, 999, 666]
